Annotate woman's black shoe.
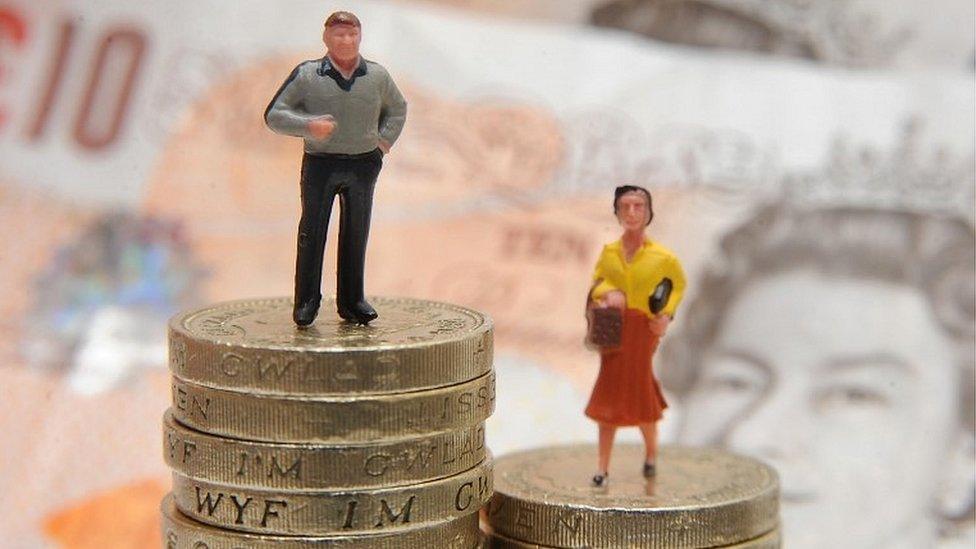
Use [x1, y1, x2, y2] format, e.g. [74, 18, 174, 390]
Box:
[591, 472, 608, 487]
[643, 461, 656, 478]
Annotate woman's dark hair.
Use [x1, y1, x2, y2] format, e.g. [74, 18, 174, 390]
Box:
[613, 185, 654, 225]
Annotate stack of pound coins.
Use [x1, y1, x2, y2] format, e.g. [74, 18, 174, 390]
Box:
[160, 297, 495, 548]
[484, 444, 780, 549]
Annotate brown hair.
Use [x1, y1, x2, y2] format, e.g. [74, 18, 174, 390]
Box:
[324, 11, 361, 29]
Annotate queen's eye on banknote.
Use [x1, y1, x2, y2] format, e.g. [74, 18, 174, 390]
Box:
[0, 1, 972, 548]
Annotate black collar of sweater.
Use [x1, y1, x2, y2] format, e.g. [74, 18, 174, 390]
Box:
[317, 56, 368, 91]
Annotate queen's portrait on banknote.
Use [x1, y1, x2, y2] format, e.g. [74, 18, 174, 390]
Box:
[584, 185, 687, 486]
[663, 203, 975, 548]
[264, 11, 407, 326]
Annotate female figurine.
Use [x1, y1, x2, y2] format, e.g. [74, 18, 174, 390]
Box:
[586, 185, 686, 486]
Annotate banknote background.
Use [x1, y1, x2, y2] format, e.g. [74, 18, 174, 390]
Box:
[0, 0, 972, 547]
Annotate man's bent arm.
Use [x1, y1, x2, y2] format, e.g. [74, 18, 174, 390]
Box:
[265, 64, 312, 137]
[378, 72, 407, 147]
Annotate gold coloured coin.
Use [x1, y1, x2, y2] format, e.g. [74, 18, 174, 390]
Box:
[171, 458, 493, 535]
[486, 444, 779, 549]
[161, 495, 483, 548]
[170, 371, 495, 443]
[163, 410, 487, 490]
[485, 527, 781, 548]
[168, 297, 492, 395]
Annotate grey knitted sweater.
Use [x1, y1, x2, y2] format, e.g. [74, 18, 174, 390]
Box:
[265, 56, 407, 155]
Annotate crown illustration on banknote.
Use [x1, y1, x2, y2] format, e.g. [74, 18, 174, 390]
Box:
[781, 118, 976, 221]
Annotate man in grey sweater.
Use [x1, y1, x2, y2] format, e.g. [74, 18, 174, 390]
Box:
[265, 11, 407, 326]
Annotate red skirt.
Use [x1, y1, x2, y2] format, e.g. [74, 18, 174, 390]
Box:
[585, 308, 667, 426]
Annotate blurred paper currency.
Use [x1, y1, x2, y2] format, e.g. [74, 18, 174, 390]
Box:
[0, 0, 972, 547]
[419, 0, 976, 69]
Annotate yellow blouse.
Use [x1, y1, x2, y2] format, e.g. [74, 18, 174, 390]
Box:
[590, 238, 687, 318]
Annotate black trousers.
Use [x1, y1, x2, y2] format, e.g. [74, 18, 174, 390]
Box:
[295, 149, 383, 310]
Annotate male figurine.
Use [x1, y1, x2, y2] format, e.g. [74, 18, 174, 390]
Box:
[265, 11, 407, 326]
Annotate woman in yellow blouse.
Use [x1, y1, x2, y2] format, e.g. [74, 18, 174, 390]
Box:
[586, 185, 686, 486]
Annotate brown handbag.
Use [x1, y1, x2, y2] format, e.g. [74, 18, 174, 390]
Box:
[585, 280, 622, 350]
